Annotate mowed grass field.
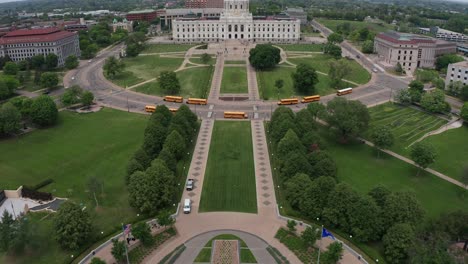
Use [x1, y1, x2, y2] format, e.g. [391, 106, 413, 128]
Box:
[220, 66, 248, 93]
[276, 44, 324, 52]
[134, 66, 214, 98]
[288, 54, 371, 84]
[0, 109, 148, 264]
[366, 103, 448, 154]
[316, 18, 393, 35]
[142, 44, 196, 53]
[110, 55, 184, 87]
[422, 125, 468, 181]
[256, 66, 340, 100]
[199, 121, 257, 213]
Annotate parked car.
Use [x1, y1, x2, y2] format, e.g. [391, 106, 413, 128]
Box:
[183, 199, 191, 214]
[186, 179, 194, 191]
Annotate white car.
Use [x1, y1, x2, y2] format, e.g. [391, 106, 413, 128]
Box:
[183, 199, 191, 214]
[372, 68, 378, 73]
[186, 179, 194, 191]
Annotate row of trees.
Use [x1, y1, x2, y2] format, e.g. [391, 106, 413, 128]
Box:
[395, 80, 451, 114]
[60, 86, 95, 107]
[1, 95, 58, 137]
[126, 105, 198, 215]
[79, 22, 128, 59]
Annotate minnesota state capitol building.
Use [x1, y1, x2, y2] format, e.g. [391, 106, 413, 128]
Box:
[172, 0, 300, 43]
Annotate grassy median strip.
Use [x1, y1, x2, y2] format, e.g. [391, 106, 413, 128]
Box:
[220, 66, 248, 93]
[199, 121, 257, 213]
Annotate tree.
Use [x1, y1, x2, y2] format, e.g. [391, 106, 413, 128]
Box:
[395, 62, 403, 74]
[368, 185, 391, 208]
[328, 59, 351, 88]
[81, 91, 94, 107]
[287, 219, 297, 233]
[40, 72, 59, 89]
[103, 57, 125, 79]
[128, 160, 175, 214]
[163, 130, 186, 159]
[126, 159, 144, 183]
[394, 89, 412, 105]
[143, 120, 167, 158]
[249, 44, 281, 70]
[45, 54, 58, 70]
[0, 211, 15, 252]
[300, 176, 337, 219]
[90, 258, 106, 264]
[322, 183, 360, 230]
[292, 63, 319, 94]
[30, 95, 58, 126]
[274, 79, 284, 99]
[285, 173, 312, 209]
[370, 125, 394, 157]
[435, 54, 464, 71]
[321, 241, 343, 264]
[157, 210, 175, 227]
[111, 239, 126, 263]
[409, 80, 424, 92]
[308, 151, 337, 178]
[323, 43, 342, 59]
[65, 55, 79, 69]
[132, 222, 153, 246]
[410, 142, 436, 176]
[383, 223, 415, 264]
[61, 85, 83, 106]
[159, 71, 181, 95]
[281, 152, 313, 180]
[461, 85, 468, 101]
[277, 129, 305, 158]
[200, 53, 211, 64]
[461, 102, 468, 122]
[307, 102, 326, 120]
[325, 97, 370, 142]
[383, 192, 425, 229]
[31, 54, 45, 70]
[301, 226, 319, 247]
[54, 202, 92, 250]
[361, 40, 374, 54]
[327, 33, 344, 44]
[3, 62, 18, 75]
[420, 90, 451, 113]
[0, 103, 21, 136]
[0, 77, 18, 100]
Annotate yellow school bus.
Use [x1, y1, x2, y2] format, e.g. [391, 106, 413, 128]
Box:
[336, 88, 353, 96]
[164, 96, 183, 103]
[278, 98, 299, 105]
[186, 98, 208, 105]
[145, 105, 156, 113]
[301, 95, 321, 103]
[169, 108, 178, 113]
[224, 111, 248, 119]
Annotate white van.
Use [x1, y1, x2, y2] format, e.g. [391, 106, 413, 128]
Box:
[183, 199, 191, 214]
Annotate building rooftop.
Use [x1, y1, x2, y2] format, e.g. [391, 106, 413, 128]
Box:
[127, 9, 155, 14]
[0, 27, 76, 45]
[377, 31, 454, 46]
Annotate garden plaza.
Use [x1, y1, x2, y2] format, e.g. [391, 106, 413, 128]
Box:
[172, 0, 300, 43]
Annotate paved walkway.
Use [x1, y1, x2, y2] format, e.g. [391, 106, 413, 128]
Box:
[174, 230, 276, 264]
[209, 55, 224, 100]
[247, 61, 260, 101]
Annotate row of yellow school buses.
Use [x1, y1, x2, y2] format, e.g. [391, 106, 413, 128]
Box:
[145, 88, 353, 118]
[277, 88, 353, 105]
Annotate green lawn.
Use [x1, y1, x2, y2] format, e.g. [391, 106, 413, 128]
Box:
[256, 66, 338, 100]
[195, 234, 257, 263]
[288, 54, 371, 84]
[323, 131, 468, 219]
[189, 56, 215, 65]
[220, 66, 248, 93]
[276, 44, 324, 52]
[142, 44, 196, 53]
[316, 18, 393, 35]
[199, 121, 257, 213]
[422, 125, 468, 181]
[110, 55, 184, 87]
[224, 60, 246, 64]
[133, 66, 213, 98]
[366, 103, 448, 155]
[0, 109, 149, 264]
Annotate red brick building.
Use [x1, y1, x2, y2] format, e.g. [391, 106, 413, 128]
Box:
[185, 0, 207, 8]
[206, 0, 224, 8]
[126, 9, 158, 22]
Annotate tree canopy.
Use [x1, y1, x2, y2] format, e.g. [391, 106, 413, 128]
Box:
[291, 63, 319, 94]
[249, 44, 281, 70]
[54, 202, 92, 250]
[159, 71, 181, 95]
[30, 95, 58, 126]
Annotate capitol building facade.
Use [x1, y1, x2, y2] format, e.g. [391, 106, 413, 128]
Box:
[172, 0, 300, 43]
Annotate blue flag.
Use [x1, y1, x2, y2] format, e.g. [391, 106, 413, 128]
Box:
[321, 227, 335, 240]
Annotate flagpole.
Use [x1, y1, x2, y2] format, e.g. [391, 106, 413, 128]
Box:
[122, 224, 130, 264]
[317, 225, 323, 264]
